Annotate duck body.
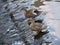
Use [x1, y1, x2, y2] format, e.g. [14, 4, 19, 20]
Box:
[28, 19, 48, 39]
[25, 10, 36, 18]
[21, 8, 41, 18]
[29, 22, 43, 31]
[29, 19, 45, 31]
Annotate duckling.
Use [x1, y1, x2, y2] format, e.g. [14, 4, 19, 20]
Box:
[21, 8, 41, 18]
[28, 19, 48, 39]
[29, 20, 44, 31]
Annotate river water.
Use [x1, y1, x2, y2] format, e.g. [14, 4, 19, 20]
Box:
[41, 1, 60, 45]
[0, 0, 60, 45]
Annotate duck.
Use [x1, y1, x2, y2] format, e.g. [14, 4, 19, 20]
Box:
[28, 19, 48, 39]
[21, 7, 41, 18]
[28, 19, 44, 31]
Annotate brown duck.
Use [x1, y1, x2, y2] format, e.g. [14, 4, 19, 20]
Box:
[21, 8, 42, 18]
[28, 19, 48, 39]
[28, 19, 45, 31]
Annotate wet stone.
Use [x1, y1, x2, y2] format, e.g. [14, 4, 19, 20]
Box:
[2, 0, 7, 2]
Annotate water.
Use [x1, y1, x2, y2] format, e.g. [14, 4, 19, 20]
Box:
[0, 0, 60, 45]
